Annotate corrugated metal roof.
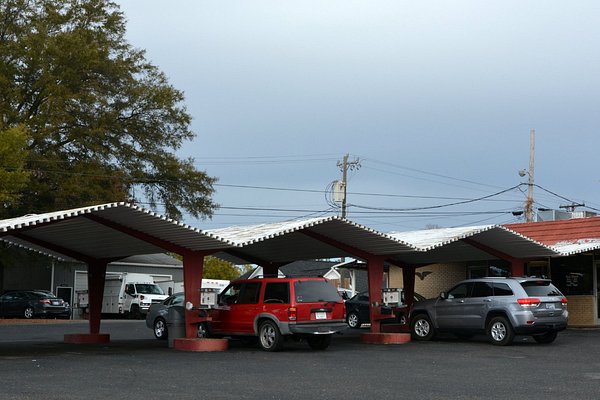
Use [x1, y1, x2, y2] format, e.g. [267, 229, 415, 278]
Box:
[551, 239, 600, 256]
[0, 202, 571, 267]
[388, 225, 497, 251]
[386, 224, 558, 264]
[206, 217, 418, 263]
[0, 202, 235, 261]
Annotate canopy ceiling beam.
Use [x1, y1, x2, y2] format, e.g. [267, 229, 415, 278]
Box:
[83, 214, 191, 255]
[10, 232, 120, 265]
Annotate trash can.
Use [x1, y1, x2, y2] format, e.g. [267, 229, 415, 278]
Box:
[167, 306, 186, 348]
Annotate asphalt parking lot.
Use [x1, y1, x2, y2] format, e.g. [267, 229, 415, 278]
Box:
[1, 320, 599, 400]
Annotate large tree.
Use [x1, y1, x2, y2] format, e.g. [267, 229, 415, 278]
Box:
[0, 126, 31, 207]
[0, 0, 217, 220]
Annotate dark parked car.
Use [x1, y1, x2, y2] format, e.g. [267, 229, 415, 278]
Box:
[345, 291, 425, 328]
[0, 290, 71, 319]
[146, 292, 185, 340]
[409, 277, 569, 345]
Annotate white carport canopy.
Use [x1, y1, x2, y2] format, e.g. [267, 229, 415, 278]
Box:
[0, 202, 235, 261]
[206, 217, 418, 265]
[551, 239, 600, 256]
[387, 225, 559, 264]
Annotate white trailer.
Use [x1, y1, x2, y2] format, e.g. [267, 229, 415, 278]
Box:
[102, 272, 168, 318]
[157, 279, 230, 296]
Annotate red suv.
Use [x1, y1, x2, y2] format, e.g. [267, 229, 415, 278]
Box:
[199, 277, 347, 351]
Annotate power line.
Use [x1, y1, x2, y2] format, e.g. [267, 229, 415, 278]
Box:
[348, 185, 522, 212]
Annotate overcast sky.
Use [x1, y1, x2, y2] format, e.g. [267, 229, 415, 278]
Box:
[116, 0, 600, 232]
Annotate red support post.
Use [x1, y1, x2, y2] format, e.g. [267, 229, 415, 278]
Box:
[87, 260, 107, 335]
[402, 265, 416, 311]
[511, 259, 525, 277]
[367, 256, 386, 333]
[182, 251, 206, 338]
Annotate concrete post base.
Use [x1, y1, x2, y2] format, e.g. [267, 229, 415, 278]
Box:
[64, 333, 110, 344]
[173, 338, 229, 352]
[360, 332, 411, 344]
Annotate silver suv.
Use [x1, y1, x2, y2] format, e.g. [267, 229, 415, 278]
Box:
[409, 277, 568, 345]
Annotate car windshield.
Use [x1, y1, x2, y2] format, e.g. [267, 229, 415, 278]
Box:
[520, 281, 563, 297]
[294, 280, 341, 303]
[31, 291, 56, 299]
[135, 284, 164, 295]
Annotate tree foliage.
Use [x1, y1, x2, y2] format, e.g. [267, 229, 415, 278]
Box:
[0, 0, 217, 219]
[203, 256, 246, 281]
[0, 125, 31, 206]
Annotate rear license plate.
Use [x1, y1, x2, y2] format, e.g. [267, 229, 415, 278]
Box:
[315, 312, 327, 320]
[546, 303, 556, 310]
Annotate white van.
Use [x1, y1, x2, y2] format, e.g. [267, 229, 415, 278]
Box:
[102, 273, 168, 318]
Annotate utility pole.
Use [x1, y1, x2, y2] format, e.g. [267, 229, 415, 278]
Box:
[336, 154, 361, 218]
[524, 129, 535, 222]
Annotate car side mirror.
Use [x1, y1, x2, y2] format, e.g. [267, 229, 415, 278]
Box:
[439, 292, 447, 300]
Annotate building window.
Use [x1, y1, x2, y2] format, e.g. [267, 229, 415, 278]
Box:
[526, 260, 550, 278]
[467, 260, 510, 278]
[550, 255, 593, 296]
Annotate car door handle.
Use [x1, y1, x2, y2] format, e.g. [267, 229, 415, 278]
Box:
[458, 300, 465, 303]
[484, 299, 492, 302]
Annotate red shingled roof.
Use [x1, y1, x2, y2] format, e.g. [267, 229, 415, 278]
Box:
[504, 217, 600, 245]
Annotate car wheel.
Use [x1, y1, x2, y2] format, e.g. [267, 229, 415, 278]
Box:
[197, 322, 210, 338]
[411, 314, 435, 341]
[487, 316, 514, 346]
[347, 311, 361, 329]
[307, 335, 332, 350]
[258, 320, 284, 352]
[23, 307, 34, 319]
[532, 331, 557, 344]
[153, 318, 168, 340]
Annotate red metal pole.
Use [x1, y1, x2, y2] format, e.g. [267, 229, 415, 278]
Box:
[367, 256, 386, 333]
[402, 265, 416, 311]
[87, 260, 107, 335]
[183, 251, 206, 338]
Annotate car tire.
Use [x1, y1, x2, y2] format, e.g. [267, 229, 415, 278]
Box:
[411, 314, 435, 341]
[153, 318, 168, 340]
[532, 331, 557, 344]
[307, 334, 332, 350]
[258, 320, 284, 352]
[197, 322, 210, 338]
[23, 306, 34, 319]
[347, 311, 361, 329]
[487, 316, 514, 346]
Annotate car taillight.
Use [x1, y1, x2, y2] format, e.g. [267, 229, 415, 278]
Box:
[288, 307, 297, 321]
[517, 298, 540, 307]
[39, 299, 51, 304]
[561, 297, 568, 305]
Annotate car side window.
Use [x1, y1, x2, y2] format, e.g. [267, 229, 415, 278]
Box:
[447, 283, 472, 299]
[471, 282, 493, 297]
[220, 283, 242, 305]
[237, 282, 262, 304]
[493, 283, 513, 296]
[172, 293, 184, 306]
[263, 282, 290, 304]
